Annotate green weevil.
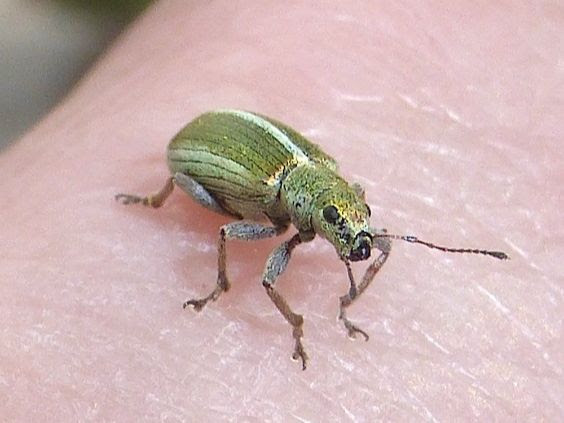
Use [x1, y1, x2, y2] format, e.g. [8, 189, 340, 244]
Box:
[116, 109, 508, 370]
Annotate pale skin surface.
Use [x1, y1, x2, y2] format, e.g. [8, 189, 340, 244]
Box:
[1, 0, 562, 420]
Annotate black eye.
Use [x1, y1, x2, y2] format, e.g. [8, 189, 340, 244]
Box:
[365, 204, 371, 217]
[322, 205, 339, 224]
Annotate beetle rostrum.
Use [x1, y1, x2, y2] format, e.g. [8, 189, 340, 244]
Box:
[350, 231, 373, 262]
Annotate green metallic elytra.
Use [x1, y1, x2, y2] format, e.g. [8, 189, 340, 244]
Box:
[116, 109, 509, 370]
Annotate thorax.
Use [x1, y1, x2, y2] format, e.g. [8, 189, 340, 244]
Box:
[280, 164, 344, 232]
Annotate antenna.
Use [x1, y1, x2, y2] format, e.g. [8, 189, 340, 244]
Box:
[375, 234, 509, 260]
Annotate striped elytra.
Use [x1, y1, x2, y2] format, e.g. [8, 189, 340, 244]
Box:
[166, 109, 342, 223]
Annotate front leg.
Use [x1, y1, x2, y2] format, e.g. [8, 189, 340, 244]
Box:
[262, 231, 314, 370]
[338, 236, 392, 340]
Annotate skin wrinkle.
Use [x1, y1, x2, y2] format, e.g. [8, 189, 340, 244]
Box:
[0, 0, 562, 421]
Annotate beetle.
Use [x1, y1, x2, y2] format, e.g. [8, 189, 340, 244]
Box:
[116, 109, 508, 370]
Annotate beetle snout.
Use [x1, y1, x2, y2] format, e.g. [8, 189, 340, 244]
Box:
[348, 231, 373, 262]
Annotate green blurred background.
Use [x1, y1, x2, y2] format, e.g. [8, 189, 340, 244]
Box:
[1, 0, 154, 150]
[57, 0, 153, 20]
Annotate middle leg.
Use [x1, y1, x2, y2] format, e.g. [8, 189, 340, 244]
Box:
[183, 220, 288, 311]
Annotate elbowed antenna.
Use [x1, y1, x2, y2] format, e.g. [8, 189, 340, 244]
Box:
[374, 233, 509, 260]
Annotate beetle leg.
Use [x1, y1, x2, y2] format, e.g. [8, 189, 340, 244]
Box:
[172, 172, 232, 216]
[183, 221, 289, 311]
[115, 173, 232, 216]
[262, 232, 313, 370]
[338, 237, 391, 340]
[115, 177, 175, 208]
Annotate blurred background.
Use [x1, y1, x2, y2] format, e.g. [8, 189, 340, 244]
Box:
[1, 0, 154, 150]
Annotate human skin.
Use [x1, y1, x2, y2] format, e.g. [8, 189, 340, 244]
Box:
[1, 0, 562, 421]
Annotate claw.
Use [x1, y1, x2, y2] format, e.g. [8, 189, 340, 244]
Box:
[290, 325, 308, 370]
[292, 339, 308, 370]
[340, 314, 370, 341]
[182, 298, 207, 311]
[182, 283, 226, 312]
[345, 323, 369, 341]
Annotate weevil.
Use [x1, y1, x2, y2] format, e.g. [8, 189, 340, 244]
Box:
[116, 109, 508, 370]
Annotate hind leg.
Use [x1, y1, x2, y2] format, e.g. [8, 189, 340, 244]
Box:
[172, 172, 231, 216]
[115, 172, 229, 215]
[115, 176, 175, 208]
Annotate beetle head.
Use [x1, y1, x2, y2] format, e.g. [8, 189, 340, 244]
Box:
[313, 185, 373, 262]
